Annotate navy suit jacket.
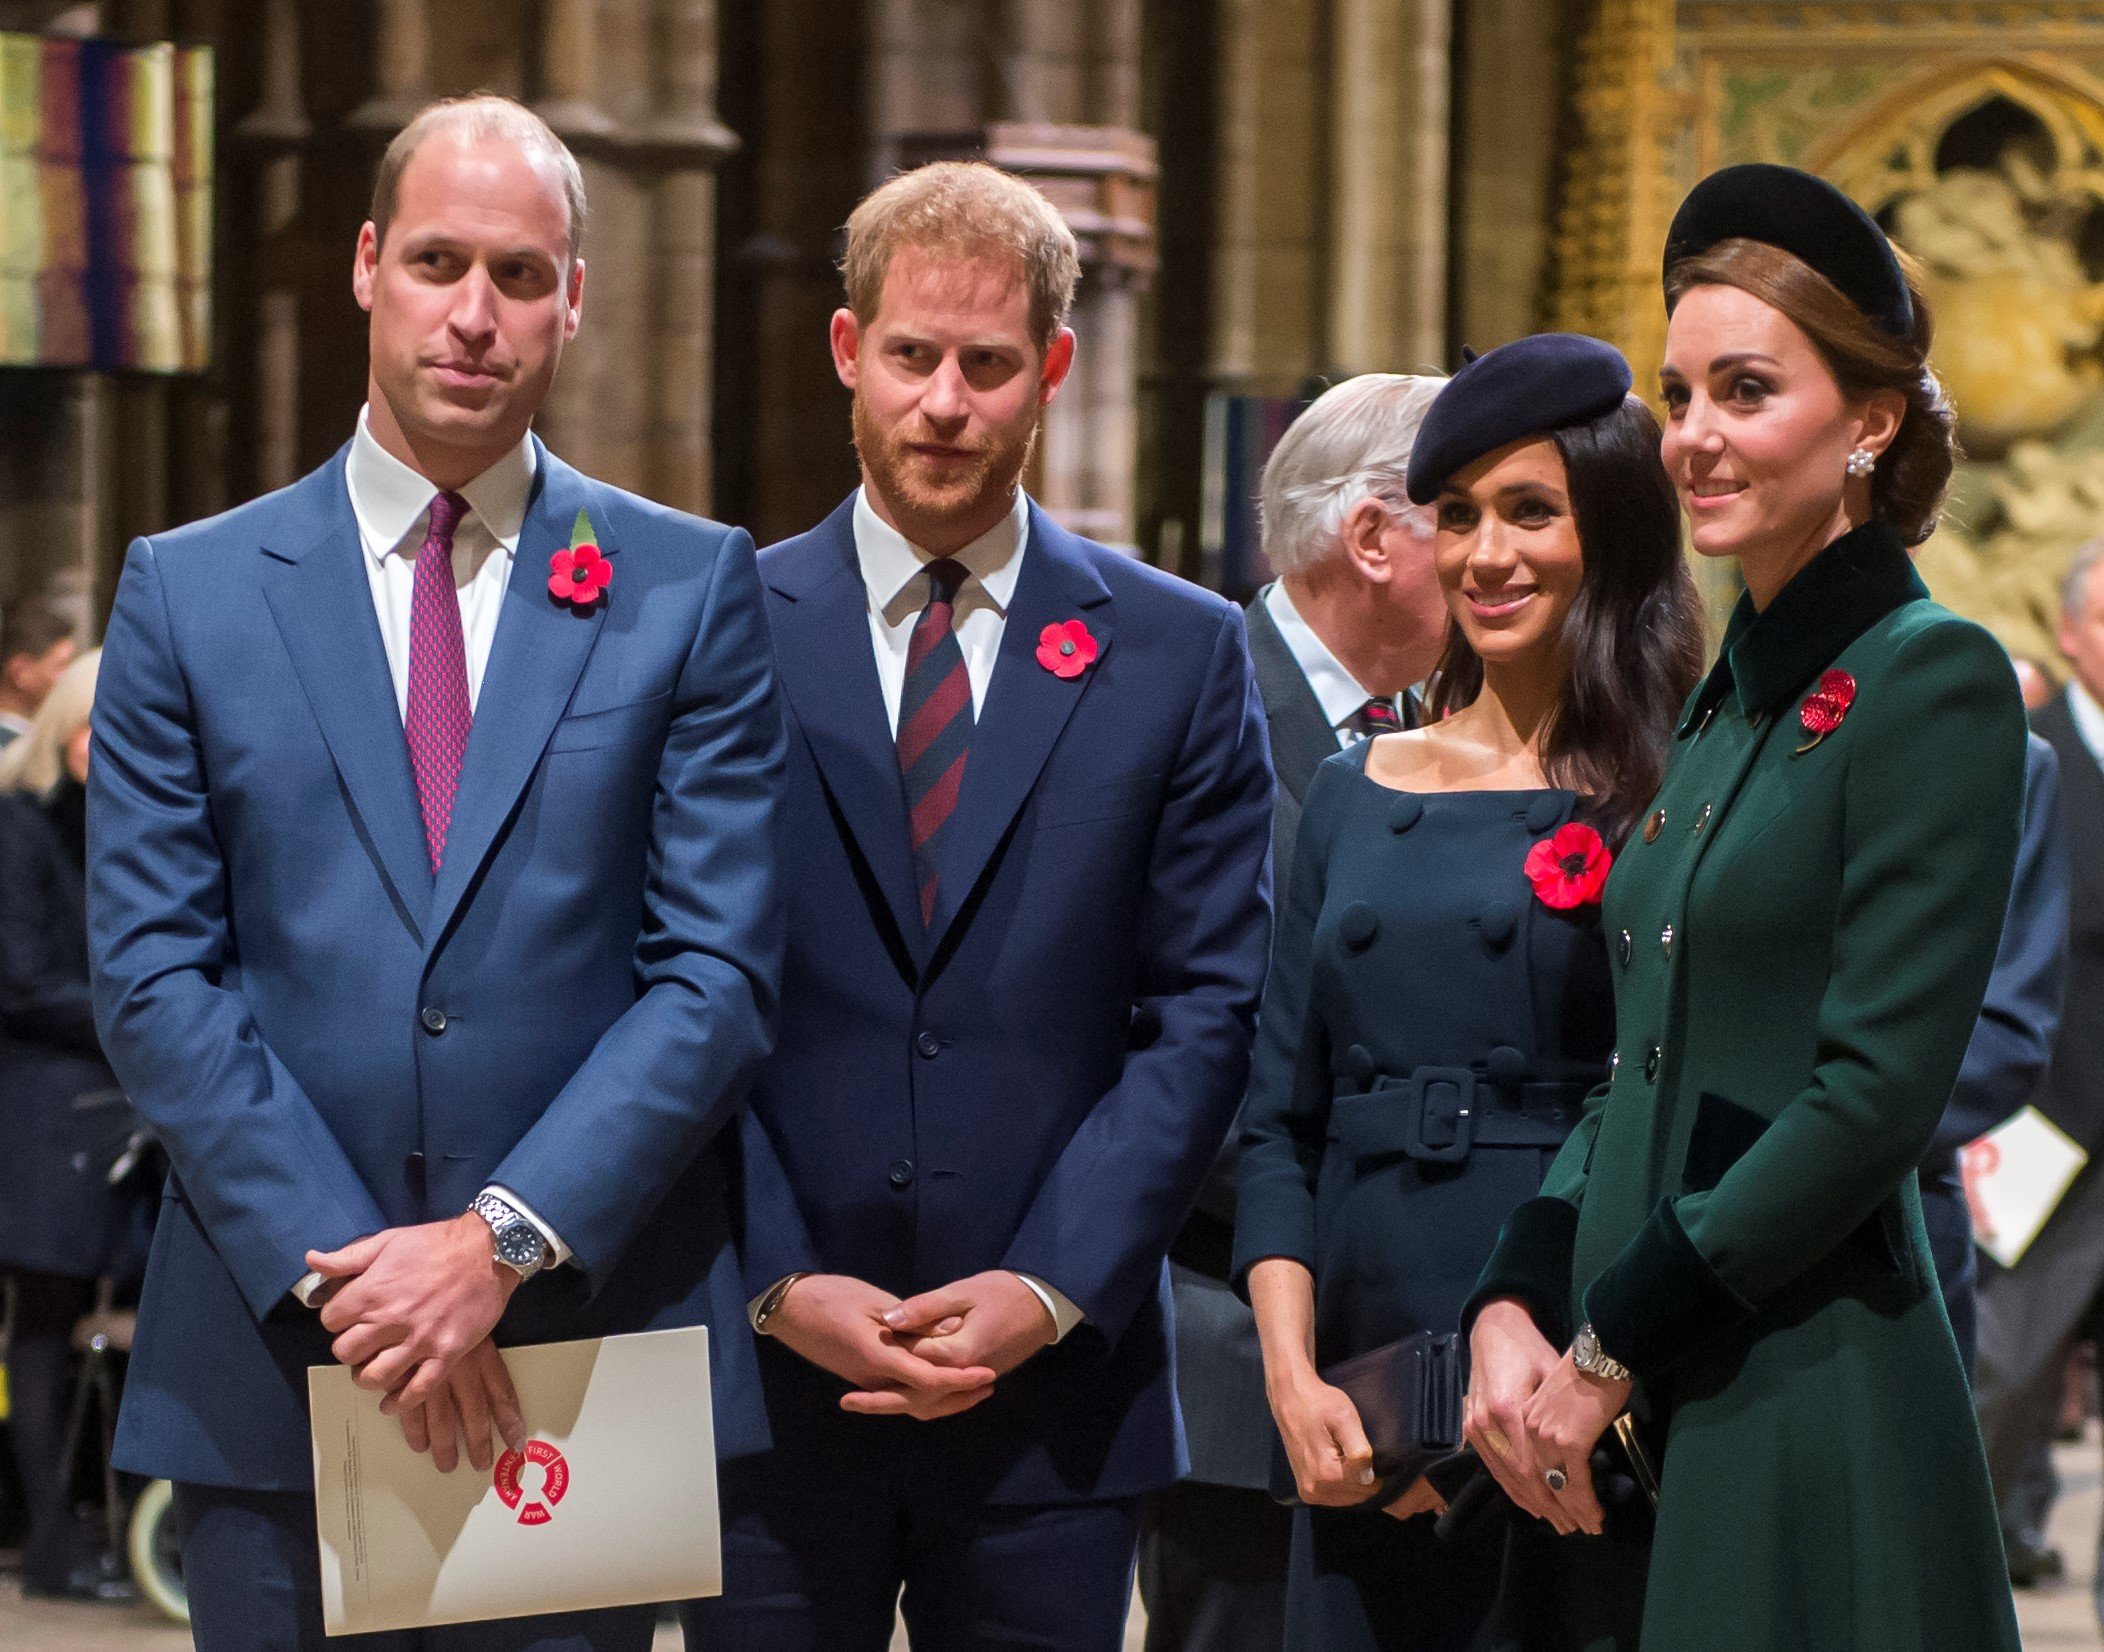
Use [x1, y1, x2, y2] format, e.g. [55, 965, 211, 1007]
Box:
[89, 441, 786, 1490]
[738, 497, 1273, 1505]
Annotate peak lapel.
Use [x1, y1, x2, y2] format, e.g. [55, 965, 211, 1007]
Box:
[259, 450, 434, 935]
[764, 502, 923, 958]
[425, 443, 610, 951]
[923, 506, 1112, 954]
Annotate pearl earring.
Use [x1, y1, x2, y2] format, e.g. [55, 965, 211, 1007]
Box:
[1846, 448, 1877, 478]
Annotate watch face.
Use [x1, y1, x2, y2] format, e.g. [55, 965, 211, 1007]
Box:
[1574, 1326, 1599, 1368]
[495, 1224, 543, 1269]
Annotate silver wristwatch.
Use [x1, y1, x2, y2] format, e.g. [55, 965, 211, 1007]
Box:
[470, 1191, 551, 1281]
[1571, 1322, 1632, 1384]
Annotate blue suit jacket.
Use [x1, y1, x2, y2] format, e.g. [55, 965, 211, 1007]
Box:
[89, 441, 786, 1490]
[738, 497, 1273, 1505]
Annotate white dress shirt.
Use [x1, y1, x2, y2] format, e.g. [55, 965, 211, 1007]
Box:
[1264, 579, 1399, 744]
[2069, 680, 2104, 770]
[744, 487, 1081, 1345]
[291, 410, 567, 1306]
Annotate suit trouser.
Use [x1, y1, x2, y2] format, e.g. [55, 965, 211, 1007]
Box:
[1136, 1481, 1290, 1652]
[683, 1458, 1139, 1652]
[173, 1483, 656, 1652]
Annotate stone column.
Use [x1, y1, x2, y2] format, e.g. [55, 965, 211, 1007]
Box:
[233, 0, 310, 494]
[536, 0, 618, 141]
[1452, 0, 1562, 349]
[1326, 0, 1448, 375]
[349, 0, 431, 134]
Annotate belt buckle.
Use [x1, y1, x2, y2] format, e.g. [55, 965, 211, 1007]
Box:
[1402, 1067, 1476, 1165]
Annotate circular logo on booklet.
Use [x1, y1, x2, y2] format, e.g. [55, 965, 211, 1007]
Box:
[493, 1440, 571, 1526]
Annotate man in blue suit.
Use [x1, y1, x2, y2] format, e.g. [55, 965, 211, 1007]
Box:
[88, 96, 783, 1652]
[684, 163, 1274, 1651]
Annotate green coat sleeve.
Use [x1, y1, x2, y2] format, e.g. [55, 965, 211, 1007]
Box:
[1584, 620, 2027, 1377]
[1460, 1090, 1602, 1344]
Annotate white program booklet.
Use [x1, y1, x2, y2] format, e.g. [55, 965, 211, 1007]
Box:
[309, 1326, 720, 1636]
[1964, 1105, 2090, 1270]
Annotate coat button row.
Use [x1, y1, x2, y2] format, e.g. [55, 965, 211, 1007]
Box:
[1660, 924, 1675, 958]
[1617, 929, 1632, 966]
[421, 1006, 447, 1034]
[916, 1032, 942, 1059]
[888, 1160, 915, 1188]
[1644, 810, 1665, 844]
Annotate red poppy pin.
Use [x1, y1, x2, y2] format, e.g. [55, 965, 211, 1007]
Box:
[1524, 822, 1612, 911]
[1037, 618, 1098, 680]
[1795, 668, 1856, 753]
[549, 509, 611, 609]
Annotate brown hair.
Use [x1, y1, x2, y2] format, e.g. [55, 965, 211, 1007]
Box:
[842, 162, 1080, 350]
[0, 597, 73, 667]
[1665, 236, 1952, 544]
[370, 96, 586, 263]
[1429, 395, 1706, 846]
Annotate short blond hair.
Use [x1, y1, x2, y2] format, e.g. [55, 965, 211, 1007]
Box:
[842, 162, 1080, 349]
[0, 646, 97, 799]
[371, 95, 586, 263]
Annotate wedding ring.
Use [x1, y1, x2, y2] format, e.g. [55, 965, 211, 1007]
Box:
[1544, 1467, 1569, 1493]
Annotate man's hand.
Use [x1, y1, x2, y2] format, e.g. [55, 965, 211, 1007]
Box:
[879, 1271, 1057, 1384]
[395, 1338, 526, 1474]
[308, 1213, 519, 1411]
[767, 1274, 997, 1421]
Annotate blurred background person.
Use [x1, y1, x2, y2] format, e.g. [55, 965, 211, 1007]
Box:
[1236, 335, 1703, 1652]
[1138, 371, 1448, 1652]
[1976, 537, 2104, 1606]
[0, 648, 144, 1601]
[0, 602, 78, 750]
[2015, 657, 2060, 713]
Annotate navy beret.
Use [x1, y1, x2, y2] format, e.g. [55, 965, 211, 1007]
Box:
[1663, 163, 1912, 338]
[1404, 333, 1633, 505]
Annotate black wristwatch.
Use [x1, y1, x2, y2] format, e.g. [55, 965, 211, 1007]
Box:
[469, 1191, 552, 1281]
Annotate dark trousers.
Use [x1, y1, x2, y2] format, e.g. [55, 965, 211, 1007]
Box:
[684, 1460, 1139, 1652]
[3, 1268, 93, 1590]
[173, 1483, 656, 1652]
[1137, 1481, 1290, 1652]
[1286, 1499, 1502, 1652]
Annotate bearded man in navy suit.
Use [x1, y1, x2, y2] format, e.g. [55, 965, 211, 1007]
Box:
[87, 97, 783, 1652]
[683, 163, 1274, 1651]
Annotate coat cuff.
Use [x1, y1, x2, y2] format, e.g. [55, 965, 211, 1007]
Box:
[1580, 1198, 1753, 1380]
[1460, 1197, 1580, 1347]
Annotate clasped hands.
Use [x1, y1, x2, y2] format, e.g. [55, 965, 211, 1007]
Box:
[1462, 1298, 1632, 1537]
[306, 1212, 526, 1475]
[766, 1270, 1058, 1420]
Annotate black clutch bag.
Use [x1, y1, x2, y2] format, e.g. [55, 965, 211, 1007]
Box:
[1271, 1331, 1467, 1508]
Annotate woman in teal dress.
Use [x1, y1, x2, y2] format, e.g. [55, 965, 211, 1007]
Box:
[1463, 165, 2030, 1651]
[1234, 333, 1703, 1650]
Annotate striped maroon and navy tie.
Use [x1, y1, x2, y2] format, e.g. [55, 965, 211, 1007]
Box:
[897, 558, 974, 927]
[1348, 697, 1403, 739]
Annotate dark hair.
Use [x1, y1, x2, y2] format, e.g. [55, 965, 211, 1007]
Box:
[1665, 236, 1951, 544]
[1428, 395, 1705, 845]
[0, 598, 73, 667]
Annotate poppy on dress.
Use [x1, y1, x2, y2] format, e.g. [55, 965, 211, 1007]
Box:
[1525, 821, 1612, 910]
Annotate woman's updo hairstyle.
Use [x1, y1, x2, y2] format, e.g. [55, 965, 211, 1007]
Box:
[1665, 237, 1953, 545]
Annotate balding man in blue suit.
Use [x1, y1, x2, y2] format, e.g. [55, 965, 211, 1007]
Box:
[87, 96, 783, 1652]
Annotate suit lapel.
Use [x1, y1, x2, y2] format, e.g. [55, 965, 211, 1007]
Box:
[764, 500, 924, 957]
[425, 441, 611, 951]
[923, 505, 1112, 955]
[259, 450, 434, 936]
[1244, 589, 1342, 803]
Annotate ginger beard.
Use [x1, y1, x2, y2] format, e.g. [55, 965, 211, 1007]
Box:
[852, 379, 1039, 536]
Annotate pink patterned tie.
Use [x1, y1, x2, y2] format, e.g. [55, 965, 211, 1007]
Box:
[404, 490, 472, 871]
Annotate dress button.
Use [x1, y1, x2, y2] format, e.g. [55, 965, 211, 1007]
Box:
[1617, 929, 1632, 966]
[1343, 1044, 1377, 1085]
[1644, 810, 1666, 844]
[915, 1032, 942, 1059]
[1643, 1042, 1661, 1082]
[1338, 902, 1379, 950]
[1660, 923, 1675, 958]
[1486, 1045, 1528, 1085]
[1524, 795, 1564, 833]
[888, 1160, 915, 1189]
[1388, 796, 1424, 834]
[420, 1006, 447, 1034]
[1478, 902, 1517, 951]
[1691, 803, 1713, 835]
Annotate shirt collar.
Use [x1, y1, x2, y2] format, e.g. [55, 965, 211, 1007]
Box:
[1678, 517, 1927, 735]
[346, 404, 539, 565]
[1263, 579, 1382, 730]
[852, 486, 1030, 623]
[2068, 679, 2104, 767]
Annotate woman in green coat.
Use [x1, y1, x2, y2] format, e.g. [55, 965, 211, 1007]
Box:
[1461, 164, 2028, 1651]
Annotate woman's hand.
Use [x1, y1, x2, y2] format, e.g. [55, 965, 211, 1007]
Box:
[1383, 1477, 1447, 1522]
[1463, 1298, 1569, 1530]
[1517, 1352, 1631, 1537]
[1269, 1368, 1378, 1505]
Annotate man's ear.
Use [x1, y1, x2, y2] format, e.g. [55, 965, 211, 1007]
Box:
[353, 222, 380, 313]
[830, 308, 863, 390]
[1339, 497, 1395, 585]
[564, 256, 586, 341]
[1037, 327, 1077, 406]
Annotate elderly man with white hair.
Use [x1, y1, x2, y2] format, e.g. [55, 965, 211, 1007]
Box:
[1138, 372, 1447, 1652]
